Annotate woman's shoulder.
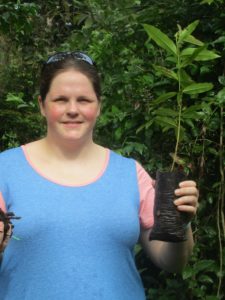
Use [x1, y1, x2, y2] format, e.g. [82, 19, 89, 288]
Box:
[0, 147, 23, 174]
[0, 146, 22, 159]
[108, 149, 137, 170]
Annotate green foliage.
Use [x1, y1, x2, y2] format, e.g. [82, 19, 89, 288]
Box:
[143, 21, 219, 171]
[0, 2, 38, 37]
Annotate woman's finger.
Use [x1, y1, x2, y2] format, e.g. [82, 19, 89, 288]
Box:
[174, 195, 198, 207]
[178, 180, 196, 187]
[176, 201, 197, 212]
[1, 223, 13, 252]
[176, 204, 197, 215]
[0, 221, 5, 252]
[175, 186, 199, 197]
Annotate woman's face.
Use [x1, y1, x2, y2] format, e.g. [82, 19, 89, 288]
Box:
[39, 69, 100, 144]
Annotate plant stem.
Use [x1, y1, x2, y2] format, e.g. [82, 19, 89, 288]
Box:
[216, 104, 224, 298]
[219, 105, 225, 239]
[171, 92, 182, 172]
[171, 34, 182, 172]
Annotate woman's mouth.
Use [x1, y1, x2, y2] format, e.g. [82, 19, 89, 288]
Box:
[62, 121, 83, 128]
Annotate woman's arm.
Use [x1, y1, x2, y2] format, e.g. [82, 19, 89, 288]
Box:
[140, 180, 198, 273]
[140, 226, 193, 273]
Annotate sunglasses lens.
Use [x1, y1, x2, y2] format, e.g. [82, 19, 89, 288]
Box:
[46, 52, 69, 64]
[45, 51, 94, 65]
[72, 52, 94, 65]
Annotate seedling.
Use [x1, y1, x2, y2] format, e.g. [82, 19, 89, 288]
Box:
[143, 21, 219, 242]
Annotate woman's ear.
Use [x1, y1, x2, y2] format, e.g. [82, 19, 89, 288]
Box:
[38, 96, 45, 117]
[97, 101, 101, 118]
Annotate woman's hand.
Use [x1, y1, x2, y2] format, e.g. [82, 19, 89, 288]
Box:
[0, 221, 13, 253]
[173, 180, 199, 223]
[0, 214, 13, 253]
[0, 209, 20, 254]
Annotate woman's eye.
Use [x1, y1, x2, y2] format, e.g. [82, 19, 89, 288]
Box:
[79, 99, 91, 103]
[54, 98, 67, 102]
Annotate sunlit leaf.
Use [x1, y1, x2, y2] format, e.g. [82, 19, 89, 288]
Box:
[177, 20, 199, 44]
[143, 24, 177, 56]
[181, 48, 220, 61]
[183, 34, 204, 46]
[180, 46, 207, 67]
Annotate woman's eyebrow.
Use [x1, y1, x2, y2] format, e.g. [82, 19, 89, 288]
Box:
[77, 95, 94, 101]
[52, 95, 68, 100]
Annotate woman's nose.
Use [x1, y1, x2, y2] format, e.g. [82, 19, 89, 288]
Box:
[67, 100, 78, 115]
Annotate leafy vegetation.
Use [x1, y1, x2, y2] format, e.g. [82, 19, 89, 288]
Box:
[0, 0, 224, 299]
[143, 20, 219, 171]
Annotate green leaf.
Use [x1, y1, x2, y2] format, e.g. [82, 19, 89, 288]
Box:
[169, 153, 186, 166]
[182, 105, 204, 120]
[165, 56, 177, 63]
[111, 105, 121, 114]
[115, 127, 122, 140]
[136, 120, 154, 134]
[183, 260, 215, 280]
[122, 142, 148, 155]
[182, 111, 202, 119]
[182, 265, 194, 280]
[216, 87, 225, 104]
[198, 274, 214, 284]
[179, 69, 194, 87]
[194, 259, 215, 273]
[183, 34, 204, 46]
[84, 17, 93, 28]
[218, 75, 225, 86]
[183, 104, 203, 111]
[183, 83, 213, 95]
[154, 116, 177, 128]
[180, 46, 207, 67]
[6, 92, 24, 104]
[151, 92, 177, 105]
[213, 36, 225, 44]
[153, 65, 178, 81]
[155, 107, 178, 117]
[177, 20, 199, 44]
[182, 118, 195, 128]
[143, 24, 177, 56]
[181, 48, 220, 61]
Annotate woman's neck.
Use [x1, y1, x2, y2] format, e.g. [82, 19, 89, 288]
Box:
[40, 135, 100, 162]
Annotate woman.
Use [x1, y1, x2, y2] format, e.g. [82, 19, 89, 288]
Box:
[0, 51, 198, 299]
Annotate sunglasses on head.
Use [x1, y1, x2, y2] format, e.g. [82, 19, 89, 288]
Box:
[45, 51, 94, 66]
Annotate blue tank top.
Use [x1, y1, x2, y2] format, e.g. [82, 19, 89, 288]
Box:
[0, 147, 146, 299]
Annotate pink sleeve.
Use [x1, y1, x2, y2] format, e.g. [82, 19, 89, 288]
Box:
[0, 192, 6, 212]
[136, 162, 155, 229]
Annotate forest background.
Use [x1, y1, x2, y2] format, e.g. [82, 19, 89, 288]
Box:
[0, 0, 224, 299]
